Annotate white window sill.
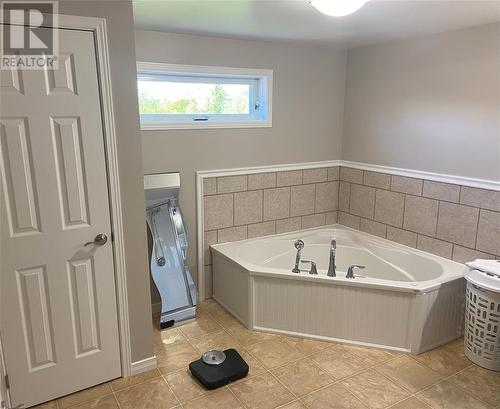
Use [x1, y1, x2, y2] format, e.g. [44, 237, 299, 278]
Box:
[141, 120, 272, 131]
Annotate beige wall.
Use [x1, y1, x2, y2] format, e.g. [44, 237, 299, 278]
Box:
[135, 30, 348, 285]
[342, 23, 500, 181]
[59, 1, 153, 362]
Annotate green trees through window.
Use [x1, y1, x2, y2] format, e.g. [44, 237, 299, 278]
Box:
[138, 82, 250, 115]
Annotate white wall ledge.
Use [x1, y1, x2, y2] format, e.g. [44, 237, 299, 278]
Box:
[342, 161, 500, 192]
[197, 160, 500, 191]
[197, 160, 342, 178]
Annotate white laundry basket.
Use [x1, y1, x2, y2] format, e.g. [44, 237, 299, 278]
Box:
[464, 268, 500, 371]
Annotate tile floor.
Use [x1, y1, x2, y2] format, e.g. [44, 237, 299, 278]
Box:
[34, 299, 500, 409]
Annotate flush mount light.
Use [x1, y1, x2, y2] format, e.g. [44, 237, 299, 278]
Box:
[310, 0, 370, 17]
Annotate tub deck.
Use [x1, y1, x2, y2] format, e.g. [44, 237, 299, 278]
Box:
[211, 225, 466, 354]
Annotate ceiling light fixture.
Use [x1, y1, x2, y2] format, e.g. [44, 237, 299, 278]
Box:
[310, 0, 370, 17]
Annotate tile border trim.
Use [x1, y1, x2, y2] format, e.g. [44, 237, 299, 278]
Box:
[196, 160, 500, 299]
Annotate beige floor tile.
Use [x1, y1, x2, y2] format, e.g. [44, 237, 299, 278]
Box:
[301, 384, 366, 409]
[278, 400, 308, 408]
[194, 308, 210, 320]
[154, 328, 187, 352]
[70, 394, 120, 409]
[443, 337, 464, 354]
[164, 369, 208, 403]
[376, 356, 442, 393]
[229, 372, 295, 409]
[31, 401, 58, 409]
[194, 300, 213, 315]
[247, 339, 303, 369]
[339, 344, 395, 366]
[280, 336, 331, 356]
[209, 311, 240, 328]
[448, 365, 500, 406]
[178, 316, 222, 339]
[182, 388, 244, 409]
[272, 358, 333, 397]
[57, 383, 113, 409]
[203, 303, 241, 328]
[226, 322, 278, 346]
[388, 396, 431, 409]
[413, 345, 471, 377]
[110, 369, 161, 391]
[115, 377, 179, 409]
[340, 369, 410, 409]
[189, 330, 242, 353]
[51, 309, 500, 409]
[157, 342, 200, 375]
[417, 381, 491, 409]
[196, 299, 214, 307]
[237, 348, 267, 378]
[310, 346, 368, 380]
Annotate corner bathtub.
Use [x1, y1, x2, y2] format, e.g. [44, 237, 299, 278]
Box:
[211, 225, 465, 354]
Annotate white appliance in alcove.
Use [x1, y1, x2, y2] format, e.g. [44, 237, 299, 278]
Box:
[144, 173, 197, 329]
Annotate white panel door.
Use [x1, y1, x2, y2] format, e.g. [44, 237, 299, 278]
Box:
[0, 27, 121, 408]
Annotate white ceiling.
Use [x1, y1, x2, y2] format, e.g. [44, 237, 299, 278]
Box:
[133, 0, 500, 48]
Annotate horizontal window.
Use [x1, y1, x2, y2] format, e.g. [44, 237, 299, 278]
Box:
[137, 62, 273, 130]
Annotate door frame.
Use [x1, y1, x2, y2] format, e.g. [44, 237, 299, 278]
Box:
[0, 332, 9, 408]
[0, 13, 134, 383]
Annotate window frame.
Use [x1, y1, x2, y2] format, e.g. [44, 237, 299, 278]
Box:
[137, 62, 273, 130]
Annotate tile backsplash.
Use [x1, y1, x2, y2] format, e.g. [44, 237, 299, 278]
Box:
[202, 164, 500, 296]
[203, 166, 339, 296]
[337, 167, 500, 263]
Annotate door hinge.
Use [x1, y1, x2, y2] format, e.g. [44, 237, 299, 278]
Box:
[4, 374, 9, 390]
[111, 231, 115, 242]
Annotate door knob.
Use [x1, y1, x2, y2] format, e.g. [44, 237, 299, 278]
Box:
[85, 233, 108, 247]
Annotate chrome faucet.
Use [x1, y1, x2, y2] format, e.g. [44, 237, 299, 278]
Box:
[301, 260, 318, 275]
[346, 264, 365, 279]
[327, 239, 336, 277]
[292, 240, 304, 273]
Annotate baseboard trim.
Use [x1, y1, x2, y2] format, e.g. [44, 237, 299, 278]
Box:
[130, 356, 157, 376]
[252, 325, 411, 354]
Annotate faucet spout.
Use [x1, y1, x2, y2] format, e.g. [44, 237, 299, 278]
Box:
[327, 239, 336, 277]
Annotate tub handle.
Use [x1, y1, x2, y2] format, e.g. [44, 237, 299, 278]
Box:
[346, 264, 365, 279]
[301, 260, 318, 275]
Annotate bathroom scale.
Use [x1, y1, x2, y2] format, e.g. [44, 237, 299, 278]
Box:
[189, 348, 249, 389]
